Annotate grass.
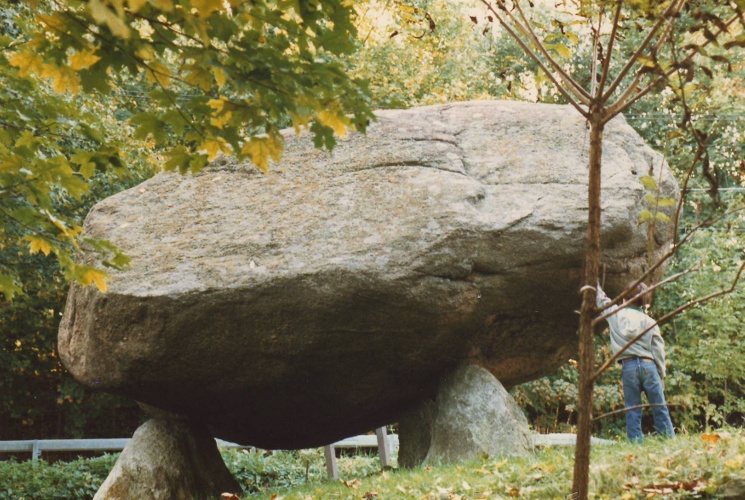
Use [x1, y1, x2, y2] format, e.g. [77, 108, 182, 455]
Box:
[251, 430, 745, 499]
[2, 430, 745, 499]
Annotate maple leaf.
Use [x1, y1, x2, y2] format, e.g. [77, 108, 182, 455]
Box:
[69, 49, 101, 71]
[191, 0, 224, 17]
[200, 137, 231, 160]
[81, 268, 110, 292]
[87, 0, 132, 39]
[25, 236, 52, 256]
[241, 135, 283, 172]
[317, 109, 350, 138]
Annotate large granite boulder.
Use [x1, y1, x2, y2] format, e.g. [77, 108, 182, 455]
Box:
[58, 101, 678, 450]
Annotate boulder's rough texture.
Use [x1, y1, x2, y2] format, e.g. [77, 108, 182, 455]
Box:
[59, 101, 678, 449]
[398, 363, 533, 467]
[93, 418, 241, 500]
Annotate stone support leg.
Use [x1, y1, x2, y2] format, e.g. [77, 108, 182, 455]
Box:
[398, 363, 533, 468]
[94, 417, 242, 499]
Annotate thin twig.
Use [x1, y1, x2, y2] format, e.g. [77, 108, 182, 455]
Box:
[597, 1, 623, 98]
[480, 0, 588, 116]
[605, 16, 677, 121]
[607, 12, 741, 118]
[601, 0, 684, 102]
[595, 205, 745, 319]
[589, 4, 603, 99]
[511, 0, 591, 103]
[593, 403, 685, 421]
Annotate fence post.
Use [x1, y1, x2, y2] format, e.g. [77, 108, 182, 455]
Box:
[323, 445, 338, 480]
[31, 441, 41, 461]
[375, 427, 391, 468]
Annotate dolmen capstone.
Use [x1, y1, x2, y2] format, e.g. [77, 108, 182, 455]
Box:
[59, 101, 677, 495]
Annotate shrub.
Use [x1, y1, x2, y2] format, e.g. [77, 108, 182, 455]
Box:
[0, 454, 116, 500]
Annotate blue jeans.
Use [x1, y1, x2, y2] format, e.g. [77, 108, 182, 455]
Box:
[621, 358, 675, 442]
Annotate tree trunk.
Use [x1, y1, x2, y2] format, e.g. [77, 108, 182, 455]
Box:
[571, 111, 605, 500]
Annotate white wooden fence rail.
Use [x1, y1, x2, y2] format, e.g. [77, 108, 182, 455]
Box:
[0, 428, 399, 480]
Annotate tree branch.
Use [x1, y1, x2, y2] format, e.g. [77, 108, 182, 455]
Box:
[480, 0, 588, 116]
[589, 4, 603, 99]
[593, 267, 697, 326]
[596, 1, 623, 98]
[511, 0, 591, 104]
[595, 205, 745, 320]
[601, 0, 684, 103]
[606, 11, 741, 118]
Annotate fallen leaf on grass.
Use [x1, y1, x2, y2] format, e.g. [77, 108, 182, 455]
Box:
[701, 433, 720, 444]
[642, 480, 702, 494]
[725, 454, 744, 469]
[362, 491, 378, 499]
[342, 479, 361, 489]
[624, 474, 640, 489]
[653, 466, 672, 477]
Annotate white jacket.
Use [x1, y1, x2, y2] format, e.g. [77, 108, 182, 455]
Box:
[596, 285, 667, 378]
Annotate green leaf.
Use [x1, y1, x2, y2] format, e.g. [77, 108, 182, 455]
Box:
[655, 212, 671, 223]
[0, 274, 24, 301]
[71, 151, 97, 179]
[656, 197, 677, 207]
[130, 113, 167, 145]
[545, 43, 571, 60]
[639, 175, 658, 190]
[637, 55, 656, 68]
[164, 145, 192, 173]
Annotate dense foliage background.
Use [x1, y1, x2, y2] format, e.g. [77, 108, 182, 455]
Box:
[1, 0, 744, 442]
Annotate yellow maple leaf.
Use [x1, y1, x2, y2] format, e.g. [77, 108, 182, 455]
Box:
[152, 0, 174, 11]
[200, 137, 231, 160]
[7, 49, 44, 78]
[69, 48, 101, 71]
[127, 0, 148, 12]
[25, 236, 52, 256]
[317, 109, 349, 138]
[136, 45, 156, 61]
[289, 112, 310, 135]
[46, 211, 82, 243]
[40, 63, 81, 94]
[82, 268, 109, 292]
[208, 98, 226, 112]
[191, 0, 224, 17]
[212, 66, 227, 87]
[88, 0, 131, 39]
[211, 111, 232, 129]
[241, 135, 283, 173]
[37, 13, 66, 31]
[145, 61, 172, 88]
